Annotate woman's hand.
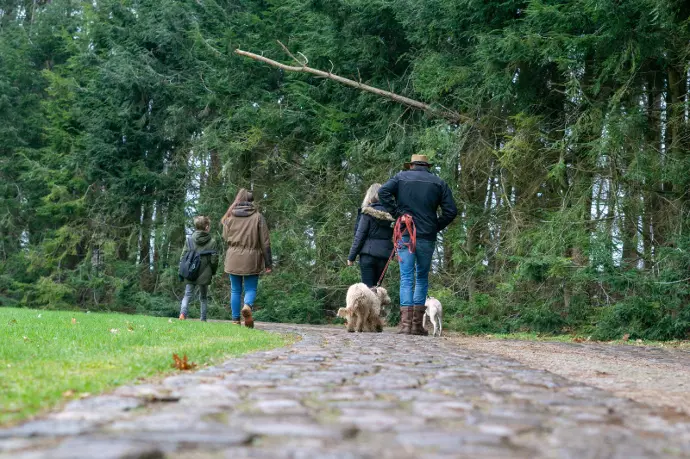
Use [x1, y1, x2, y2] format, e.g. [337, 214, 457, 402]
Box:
[347, 260, 354, 267]
[265, 268, 272, 274]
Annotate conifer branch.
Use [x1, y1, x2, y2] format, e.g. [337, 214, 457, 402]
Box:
[234, 46, 468, 124]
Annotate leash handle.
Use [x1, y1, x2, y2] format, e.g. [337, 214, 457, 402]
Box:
[394, 214, 416, 256]
[375, 214, 416, 287]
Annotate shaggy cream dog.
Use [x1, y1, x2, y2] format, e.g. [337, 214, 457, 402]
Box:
[337, 283, 390, 333]
[423, 296, 443, 337]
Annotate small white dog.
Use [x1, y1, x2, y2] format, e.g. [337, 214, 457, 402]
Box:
[423, 297, 443, 337]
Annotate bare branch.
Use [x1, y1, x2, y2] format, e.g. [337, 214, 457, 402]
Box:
[276, 40, 304, 66]
[234, 47, 468, 123]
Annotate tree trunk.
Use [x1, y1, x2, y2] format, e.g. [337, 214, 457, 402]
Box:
[442, 149, 461, 274]
[460, 142, 491, 300]
[647, 69, 664, 255]
[209, 149, 221, 186]
[139, 200, 154, 291]
[621, 194, 640, 267]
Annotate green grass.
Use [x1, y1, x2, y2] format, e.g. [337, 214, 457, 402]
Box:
[0, 307, 290, 425]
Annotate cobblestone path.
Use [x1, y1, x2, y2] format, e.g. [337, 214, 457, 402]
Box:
[2, 323, 690, 459]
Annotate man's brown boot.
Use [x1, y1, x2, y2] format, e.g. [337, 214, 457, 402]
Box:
[411, 305, 429, 336]
[396, 307, 412, 334]
[241, 305, 254, 329]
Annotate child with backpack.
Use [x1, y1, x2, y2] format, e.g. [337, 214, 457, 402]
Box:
[178, 216, 219, 321]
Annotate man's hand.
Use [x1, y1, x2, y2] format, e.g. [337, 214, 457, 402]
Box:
[347, 260, 354, 267]
[265, 268, 272, 274]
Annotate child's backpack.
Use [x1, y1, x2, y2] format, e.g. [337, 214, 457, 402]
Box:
[178, 237, 202, 281]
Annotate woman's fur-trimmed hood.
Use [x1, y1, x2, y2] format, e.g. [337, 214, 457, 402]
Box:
[361, 205, 394, 222]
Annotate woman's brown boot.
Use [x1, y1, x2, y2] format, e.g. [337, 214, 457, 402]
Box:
[241, 305, 254, 328]
[411, 305, 429, 336]
[396, 307, 412, 334]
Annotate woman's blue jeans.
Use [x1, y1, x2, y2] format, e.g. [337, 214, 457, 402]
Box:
[230, 274, 258, 320]
[397, 237, 435, 306]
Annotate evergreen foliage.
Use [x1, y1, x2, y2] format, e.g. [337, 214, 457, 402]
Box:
[1, 0, 688, 339]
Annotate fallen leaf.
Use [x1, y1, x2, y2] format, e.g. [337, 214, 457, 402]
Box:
[171, 353, 197, 371]
[71, 318, 77, 324]
[622, 334, 630, 341]
[573, 337, 584, 343]
[636, 339, 643, 343]
[37, 314, 42, 318]
[8, 319, 17, 325]
[127, 323, 134, 332]
[62, 390, 75, 397]
[110, 328, 119, 334]
[23, 336, 29, 342]
[79, 393, 91, 399]
[168, 319, 173, 323]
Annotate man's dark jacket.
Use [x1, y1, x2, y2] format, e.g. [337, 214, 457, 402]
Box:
[378, 165, 458, 240]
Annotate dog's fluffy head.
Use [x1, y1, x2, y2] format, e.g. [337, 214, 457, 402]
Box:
[371, 286, 391, 306]
[336, 307, 350, 319]
[372, 286, 391, 318]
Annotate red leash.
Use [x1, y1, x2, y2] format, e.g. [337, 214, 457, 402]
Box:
[375, 214, 416, 287]
[394, 214, 416, 256]
[375, 247, 397, 288]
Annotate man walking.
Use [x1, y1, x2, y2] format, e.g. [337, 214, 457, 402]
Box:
[379, 153, 458, 335]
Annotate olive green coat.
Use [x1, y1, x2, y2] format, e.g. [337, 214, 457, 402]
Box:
[222, 203, 272, 275]
[180, 230, 219, 285]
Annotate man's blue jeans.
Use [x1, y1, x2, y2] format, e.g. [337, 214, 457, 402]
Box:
[397, 237, 435, 306]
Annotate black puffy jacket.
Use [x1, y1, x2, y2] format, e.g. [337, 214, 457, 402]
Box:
[348, 203, 395, 261]
[378, 165, 458, 240]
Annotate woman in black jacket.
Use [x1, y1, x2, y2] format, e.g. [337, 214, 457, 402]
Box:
[347, 183, 395, 287]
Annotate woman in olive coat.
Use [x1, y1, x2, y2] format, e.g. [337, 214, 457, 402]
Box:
[221, 188, 272, 327]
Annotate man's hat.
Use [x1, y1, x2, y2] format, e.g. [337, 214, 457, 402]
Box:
[404, 154, 433, 170]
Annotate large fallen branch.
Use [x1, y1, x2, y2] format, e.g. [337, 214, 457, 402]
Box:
[234, 41, 466, 124]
